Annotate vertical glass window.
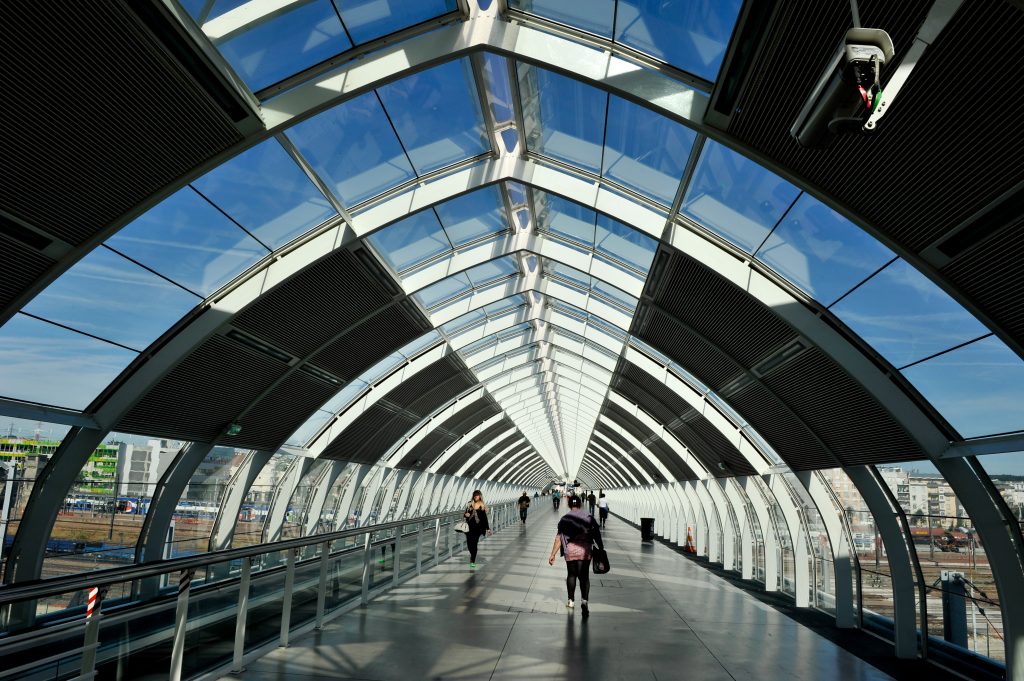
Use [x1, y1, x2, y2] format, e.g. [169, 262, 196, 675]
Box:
[169, 446, 240, 557]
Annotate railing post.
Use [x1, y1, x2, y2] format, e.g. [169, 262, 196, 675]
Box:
[416, 521, 424, 576]
[392, 529, 403, 587]
[79, 586, 106, 677]
[280, 548, 297, 647]
[231, 557, 251, 673]
[361, 532, 372, 605]
[315, 541, 329, 629]
[433, 518, 440, 566]
[169, 568, 195, 681]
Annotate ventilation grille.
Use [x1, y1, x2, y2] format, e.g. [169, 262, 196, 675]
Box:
[634, 306, 742, 390]
[762, 347, 923, 465]
[311, 304, 426, 382]
[729, 1, 1024, 253]
[942, 219, 1024, 346]
[591, 432, 648, 483]
[1, 2, 245, 248]
[230, 371, 336, 450]
[728, 381, 835, 470]
[447, 429, 520, 476]
[654, 253, 797, 369]
[0, 234, 54, 313]
[117, 335, 285, 443]
[593, 423, 662, 481]
[233, 249, 394, 358]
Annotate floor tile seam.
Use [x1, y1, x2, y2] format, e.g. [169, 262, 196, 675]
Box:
[486, 611, 521, 681]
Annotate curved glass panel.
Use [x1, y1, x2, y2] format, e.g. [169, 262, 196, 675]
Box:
[0, 314, 137, 410]
[755, 194, 895, 306]
[286, 91, 415, 206]
[682, 140, 801, 252]
[335, 0, 456, 44]
[434, 185, 507, 247]
[508, 0, 614, 37]
[231, 452, 296, 547]
[902, 336, 1024, 438]
[830, 259, 990, 368]
[191, 138, 337, 249]
[520, 65, 605, 173]
[22, 247, 200, 351]
[615, 0, 743, 82]
[602, 94, 695, 203]
[368, 209, 451, 272]
[595, 214, 657, 273]
[191, 0, 350, 92]
[106, 187, 269, 296]
[376, 58, 489, 174]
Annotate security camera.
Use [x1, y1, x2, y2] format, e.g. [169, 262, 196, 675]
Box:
[791, 28, 894, 148]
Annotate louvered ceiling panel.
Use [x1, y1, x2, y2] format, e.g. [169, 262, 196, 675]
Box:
[1, 2, 246, 251]
[941, 221, 1024, 346]
[591, 431, 649, 483]
[497, 453, 541, 483]
[442, 429, 520, 476]
[762, 347, 923, 465]
[728, 381, 837, 470]
[480, 442, 532, 478]
[634, 306, 742, 390]
[117, 335, 285, 444]
[617, 361, 693, 425]
[679, 413, 757, 476]
[603, 402, 698, 480]
[323, 403, 419, 464]
[653, 253, 797, 370]
[229, 371, 336, 450]
[380, 354, 466, 409]
[434, 419, 512, 475]
[393, 397, 497, 469]
[309, 304, 428, 382]
[446, 398, 502, 434]
[233, 249, 395, 358]
[593, 423, 663, 481]
[406, 372, 477, 417]
[0, 234, 54, 313]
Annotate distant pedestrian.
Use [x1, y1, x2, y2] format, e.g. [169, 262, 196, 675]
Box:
[463, 489, 492, 569]
[587, 491, 596, 515]
[518, 491, 531, 524]
[598, 492, 609, 528]
[552, 488, 561, 511]
[548, 495, 603, 617]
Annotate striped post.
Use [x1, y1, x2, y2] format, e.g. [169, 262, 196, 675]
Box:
[169, 569, 195, 681]
[79, 586, 107, 675]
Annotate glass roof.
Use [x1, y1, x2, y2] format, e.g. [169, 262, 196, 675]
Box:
[508, 0, 743, 83]
[181, 0, 458, 93]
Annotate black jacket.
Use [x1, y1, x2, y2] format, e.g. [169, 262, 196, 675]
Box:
[557, 510, 603, 550]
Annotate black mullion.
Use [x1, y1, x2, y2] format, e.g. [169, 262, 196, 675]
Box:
[102, 244, 205, 300]
[328, 1, 357, 46]
[374, 90, 420, 176]
[827, 256, 898, 309]
[18, 311, 142, 353]
[752, 191, 804, 256]
[189, 186, 273, 253]
[897, 333, 994, 372]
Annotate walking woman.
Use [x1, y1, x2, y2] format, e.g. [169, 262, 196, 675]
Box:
[463, 489, 492, 568]
[548, 495, 603, 617]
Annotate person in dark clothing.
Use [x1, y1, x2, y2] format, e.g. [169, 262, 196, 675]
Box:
[587, 491, 596, 515]
[598, 492, 609, 528]
[463, 489, 492, 568]
[518, 491, 531, 524]
[548, 495, 603, 617]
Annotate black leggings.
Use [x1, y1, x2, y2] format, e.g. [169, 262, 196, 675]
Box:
[565, 559, 591, 601]
[520, 508, 528, 522]
[466, 532, 480, 562]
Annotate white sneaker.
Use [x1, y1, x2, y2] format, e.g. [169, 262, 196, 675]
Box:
[566, 599, 574, 608]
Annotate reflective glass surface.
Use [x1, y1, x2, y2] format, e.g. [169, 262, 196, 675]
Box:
[368, 209, 450, 273]
[0, 314, 137, 410]
[191, 138, 336, 249]
[416, 272, 472, 308]
[602, 95, 695, 204]
[23, 247, 200, 351]
[756, 194, 894, 305]
[434, 185, 508, 246]
[615, 0, 743, 82]
[902, 336, 1024, 438]
[521, 66, 605, 173]
[106, 187, 269, 296]
[538, 191, 596, 244]
[594, 214, 657, 272]
[482, 52, 514, 124]
[682, 140, 800, 253]
[830, 259, 990, 368]
[195, 0, 350, 92]
[376, 59, 489, 174]
[335, 0, 456, 44]
[286, 91, 415, 207]
[508, 0, 614, 37]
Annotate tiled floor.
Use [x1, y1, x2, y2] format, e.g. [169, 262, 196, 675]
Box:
[223, 509, 894, 680]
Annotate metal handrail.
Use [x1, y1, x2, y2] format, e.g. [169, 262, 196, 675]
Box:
[0, 503, 512, 606]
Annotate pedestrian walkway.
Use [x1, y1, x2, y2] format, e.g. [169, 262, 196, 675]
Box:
[223, 509, 894, 680]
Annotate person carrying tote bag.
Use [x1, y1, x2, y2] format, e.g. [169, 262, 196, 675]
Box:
[548, 495, 603, 617]
[463, 489, 492, 569]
